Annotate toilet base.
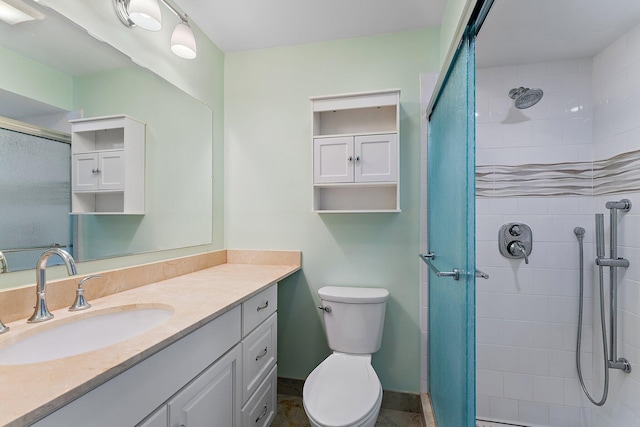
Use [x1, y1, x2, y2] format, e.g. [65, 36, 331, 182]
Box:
[307, 404, 380, 427]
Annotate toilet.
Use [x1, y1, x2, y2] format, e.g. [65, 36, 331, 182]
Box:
[303, 286, 389, 427]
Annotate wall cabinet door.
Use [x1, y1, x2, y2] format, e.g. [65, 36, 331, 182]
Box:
[354, 134, 397, 182]
[168, 345, 242, 427]
[72, 151, 124, 192]
[313, 136, 353, 183]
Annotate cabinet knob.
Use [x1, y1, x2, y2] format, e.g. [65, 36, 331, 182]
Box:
[91, 168, 101, 174]
[355, 156, 360, 161]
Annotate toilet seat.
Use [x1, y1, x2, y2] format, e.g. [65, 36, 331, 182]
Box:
[303, 353, 382, 427]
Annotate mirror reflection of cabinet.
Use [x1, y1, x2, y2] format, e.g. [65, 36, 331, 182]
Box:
[70, 115, 145, 215]
[311, 89, 400, 213]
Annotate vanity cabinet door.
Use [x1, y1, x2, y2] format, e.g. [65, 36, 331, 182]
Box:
[168, 344, 242, 427]
[137, 405, 168, 427]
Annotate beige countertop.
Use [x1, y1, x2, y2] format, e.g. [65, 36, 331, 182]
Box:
[0, 251, 300, 426]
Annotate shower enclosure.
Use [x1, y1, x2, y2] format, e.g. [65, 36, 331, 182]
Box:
[473, 0, 640, 426]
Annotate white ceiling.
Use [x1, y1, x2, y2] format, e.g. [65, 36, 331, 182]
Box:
[172, 0, 447, 53]
[477, 0, 640, 68]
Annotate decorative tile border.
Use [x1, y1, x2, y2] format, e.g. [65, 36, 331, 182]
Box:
[477, 149, 640, 198]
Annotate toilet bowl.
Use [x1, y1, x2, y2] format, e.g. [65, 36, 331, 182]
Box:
[303, 286, 389, 427]
[303, 353, 382, 427]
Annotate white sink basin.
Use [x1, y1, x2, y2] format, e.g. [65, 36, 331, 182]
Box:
[0, 306, 173, 365]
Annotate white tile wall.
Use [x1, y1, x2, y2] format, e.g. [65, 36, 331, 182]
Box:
[420, 72, 438, 393]
[476, 57, 596, 427]
[475, 21, 640, 427]
[590, 21, 640, 427]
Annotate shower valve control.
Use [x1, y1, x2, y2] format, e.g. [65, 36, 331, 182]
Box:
[499, 223, 532, 264]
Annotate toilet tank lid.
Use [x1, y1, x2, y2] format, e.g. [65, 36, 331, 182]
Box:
[318, 286, 389, 303]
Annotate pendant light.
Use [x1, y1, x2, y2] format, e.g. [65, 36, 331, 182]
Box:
[127, 0, 162, 31]
[113, 0, 197, 59]
[171, 20, 197, 59]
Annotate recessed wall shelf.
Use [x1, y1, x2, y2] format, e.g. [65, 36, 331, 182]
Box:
[311, 89, 400, 213]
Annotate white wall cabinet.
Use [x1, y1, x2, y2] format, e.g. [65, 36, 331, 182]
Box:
[311, 89, 400, 213]
[70, 115, 145, 215]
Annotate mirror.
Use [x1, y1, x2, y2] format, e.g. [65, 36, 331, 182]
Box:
[0, 1, 213, 273]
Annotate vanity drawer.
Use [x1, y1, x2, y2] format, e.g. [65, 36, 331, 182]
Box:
[242, 312, 277, 403]
[242, 284, 277, 336]
[241, 364, 277, 427]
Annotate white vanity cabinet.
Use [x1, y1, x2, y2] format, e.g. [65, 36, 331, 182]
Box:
[240, 285, 278, 426]
[33, 283, 279, 427]
[69, 115, 145, 215]
[311, 89, 400, 213]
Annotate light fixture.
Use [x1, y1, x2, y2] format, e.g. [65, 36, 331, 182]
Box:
[113, 0, 197, 59]
[0, 0, 44, 25]
[127, 0, 162, 31]
[171, 20, 196, 59]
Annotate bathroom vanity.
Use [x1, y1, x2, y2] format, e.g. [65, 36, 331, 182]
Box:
[0, 250, 299, 427]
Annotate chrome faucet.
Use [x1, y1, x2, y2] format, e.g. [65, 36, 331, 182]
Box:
[0, 250, 7, 273]
[27, 248, 77, 323]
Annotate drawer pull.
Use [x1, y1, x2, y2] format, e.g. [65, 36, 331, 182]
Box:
[255, 404, 268, 423]
[255, 347, 268, 361]
[256, 301, 269, 311]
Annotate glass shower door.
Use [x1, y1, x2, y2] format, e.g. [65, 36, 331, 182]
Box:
[425, 29, 476, 427]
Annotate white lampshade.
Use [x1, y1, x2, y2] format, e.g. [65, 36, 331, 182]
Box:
[128, 0, 162, 31]
[171, 22, 197, 59]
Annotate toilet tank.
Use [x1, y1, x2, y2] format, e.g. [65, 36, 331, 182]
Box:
[318, 286, 389, 354]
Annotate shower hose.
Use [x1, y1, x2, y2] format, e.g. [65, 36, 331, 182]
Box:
[574, 226, 609, 406]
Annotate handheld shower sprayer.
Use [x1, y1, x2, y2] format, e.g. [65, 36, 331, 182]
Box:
[595, 214, 605, 259]
[573, 227, 585, 241]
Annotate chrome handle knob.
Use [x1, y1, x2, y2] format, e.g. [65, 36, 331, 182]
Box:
[91, 168, 101, 174]
[347, 156, 353, 161]
[318, 305, 332, 313]
[256, 301, 269, 311]
[355, 156, 360, 161]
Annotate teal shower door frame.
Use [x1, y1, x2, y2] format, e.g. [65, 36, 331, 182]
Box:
[426, 27, 476, 427]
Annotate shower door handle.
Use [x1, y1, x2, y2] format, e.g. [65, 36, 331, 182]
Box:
[419, 253, 489, 280]
[419, 252, 460, 280]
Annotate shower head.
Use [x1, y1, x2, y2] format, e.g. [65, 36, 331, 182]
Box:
[508, 87, 544, 109]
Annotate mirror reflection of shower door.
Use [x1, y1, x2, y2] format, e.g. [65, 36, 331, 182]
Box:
[427, 29, 476, 427]
[0, 127, 72, 271]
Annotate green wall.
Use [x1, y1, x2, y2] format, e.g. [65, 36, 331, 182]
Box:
[224, 29, 440, 393]
[74, 67, 213, 261]
[0, 46, 72, 111]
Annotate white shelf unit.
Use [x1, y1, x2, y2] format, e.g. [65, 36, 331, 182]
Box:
[311, 89, 400, 213]
[69, 115, 145, 215]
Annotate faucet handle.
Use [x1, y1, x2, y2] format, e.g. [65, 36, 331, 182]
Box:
[69, 275, 102, 311]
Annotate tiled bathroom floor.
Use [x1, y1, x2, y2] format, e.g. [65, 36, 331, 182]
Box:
[272, 394, 423, 427]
